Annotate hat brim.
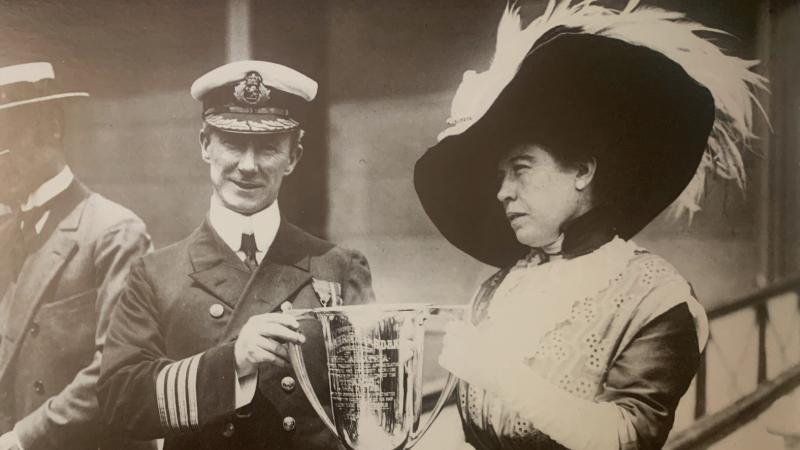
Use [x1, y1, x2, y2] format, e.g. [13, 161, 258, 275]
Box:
[415, 129, 528, 267]
[414, 33, 714, 268]
[204, 111, 300, 134]
[0, 92, 89, 111]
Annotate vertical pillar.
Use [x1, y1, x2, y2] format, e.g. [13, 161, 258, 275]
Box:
[768, 1, 800, 279]
[226, 0, 252, 62]
[755, 0, 774, 288]
[249, 1, 330, 237]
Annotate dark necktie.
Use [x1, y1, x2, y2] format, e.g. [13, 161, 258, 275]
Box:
[239, 233, 259, 272]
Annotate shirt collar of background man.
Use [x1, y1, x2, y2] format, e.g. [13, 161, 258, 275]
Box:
[21, 165, 74, 211]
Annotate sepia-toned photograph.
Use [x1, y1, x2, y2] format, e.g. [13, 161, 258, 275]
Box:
[0, 1, 798, 449]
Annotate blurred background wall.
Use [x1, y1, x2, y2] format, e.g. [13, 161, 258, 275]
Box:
[324, 0, 777, 310]
[2, 0, 788, 308]
[3, 0, 799, 447]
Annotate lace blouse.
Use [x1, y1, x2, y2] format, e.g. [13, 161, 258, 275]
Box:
[439, 238, 707, 450]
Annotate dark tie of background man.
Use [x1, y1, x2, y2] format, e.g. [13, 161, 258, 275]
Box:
[11, 201, 53, 277]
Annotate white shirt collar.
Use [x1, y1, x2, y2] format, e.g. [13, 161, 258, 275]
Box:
[208, 194, 280, 263]
[22, 166, 74, 211]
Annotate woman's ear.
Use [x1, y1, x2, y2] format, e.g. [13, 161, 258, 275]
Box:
[574, 157, 597, 191]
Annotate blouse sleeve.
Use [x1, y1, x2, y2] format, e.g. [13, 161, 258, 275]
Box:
[443, 304, 700, 450]
[596, 302, 700, 450]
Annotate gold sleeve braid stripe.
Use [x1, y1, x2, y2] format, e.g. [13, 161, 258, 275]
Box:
[156, 354, 202, 433]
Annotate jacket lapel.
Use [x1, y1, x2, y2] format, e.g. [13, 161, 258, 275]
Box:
[3, 239, 78, 342]
[188, 220, 252, 309]
[253, 221, 312, 311]
[220, 220, 312, 341]
[0, 182, 88, 382]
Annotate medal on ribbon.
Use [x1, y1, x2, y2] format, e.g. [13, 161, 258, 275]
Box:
[312, 278, 343, 307]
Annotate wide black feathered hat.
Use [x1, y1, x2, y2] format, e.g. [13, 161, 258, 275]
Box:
[414, 1, 767, 268]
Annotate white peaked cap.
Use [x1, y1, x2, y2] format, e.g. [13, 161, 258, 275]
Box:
[190, 60, 317, 102]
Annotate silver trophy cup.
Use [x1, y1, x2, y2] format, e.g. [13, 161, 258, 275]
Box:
[288, 304, 460, 450]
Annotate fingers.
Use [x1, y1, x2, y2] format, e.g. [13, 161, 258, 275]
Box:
[245, 313, 305, 344]
[255, 322, 305, 344]
[236, 313, 306, 374]
[251, 313, 301, 331]
[243, 343, 290, 369]
[237, 336, 291, 363]
[255, 338, 290, 361]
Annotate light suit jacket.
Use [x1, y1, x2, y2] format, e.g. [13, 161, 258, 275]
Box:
[0, 181, 153, 450]
[98, 218, 375, 450]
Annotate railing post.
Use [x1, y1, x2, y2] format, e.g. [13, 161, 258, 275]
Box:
[756, 303, 769, 383]
[695, 351, 707, 419]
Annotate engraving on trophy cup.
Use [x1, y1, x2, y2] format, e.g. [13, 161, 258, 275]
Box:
[324, 312, 422, 449]
[288, 304, 463, 450]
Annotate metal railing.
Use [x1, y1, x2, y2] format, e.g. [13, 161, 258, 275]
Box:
[665, 274, 800, 449]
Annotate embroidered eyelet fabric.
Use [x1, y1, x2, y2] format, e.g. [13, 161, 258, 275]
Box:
[457, 241, 694, 449]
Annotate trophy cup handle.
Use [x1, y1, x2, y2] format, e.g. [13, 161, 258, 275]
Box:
[406, 372, 458, 448]
[288, 342, 338, 435]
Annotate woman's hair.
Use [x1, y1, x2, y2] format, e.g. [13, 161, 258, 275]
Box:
[502, 124, 625, 210]
[544, 140, 623, 210]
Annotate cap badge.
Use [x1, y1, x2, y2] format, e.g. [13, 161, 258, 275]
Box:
[234, 71, 271, 106]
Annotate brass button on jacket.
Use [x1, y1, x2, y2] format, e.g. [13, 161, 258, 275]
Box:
[280, 376, 296, 392]
[282, 416, 296, 432]
[209, 303, 225, 319]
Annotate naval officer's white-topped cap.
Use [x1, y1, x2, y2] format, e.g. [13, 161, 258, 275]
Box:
[0, 62, 88, 111]
[190, 60, 318, 134]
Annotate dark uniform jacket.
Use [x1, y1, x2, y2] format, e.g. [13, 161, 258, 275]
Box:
[0, 180, 153, 450]
[97, 218, 375, 450]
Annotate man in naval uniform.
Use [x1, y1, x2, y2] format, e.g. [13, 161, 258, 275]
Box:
[0, 63, 153, 450]
[98, 61, 375, 450]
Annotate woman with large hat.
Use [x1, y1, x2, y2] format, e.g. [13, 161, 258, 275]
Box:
[414, 1, 767, 449]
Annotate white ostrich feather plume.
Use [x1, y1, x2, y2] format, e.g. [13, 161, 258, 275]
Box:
[439, 0, 769, 221]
